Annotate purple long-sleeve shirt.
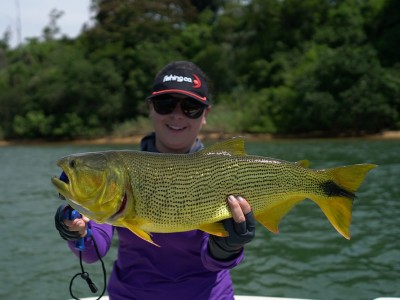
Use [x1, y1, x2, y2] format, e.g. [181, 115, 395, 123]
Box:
[66, 134, 245, 299]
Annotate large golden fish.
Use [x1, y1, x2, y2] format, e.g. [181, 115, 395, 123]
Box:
[51, 138, 376, 246]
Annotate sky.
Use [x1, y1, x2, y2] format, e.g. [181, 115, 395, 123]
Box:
[1, 0, 91, 48]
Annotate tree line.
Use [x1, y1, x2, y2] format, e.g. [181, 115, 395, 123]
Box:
[0, 0, 399, 140]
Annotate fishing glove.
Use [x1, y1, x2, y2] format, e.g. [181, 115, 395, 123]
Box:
[208, 210, 256, 261]
[54, 204, 82, 241]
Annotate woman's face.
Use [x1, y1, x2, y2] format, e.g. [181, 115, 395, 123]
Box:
[149, 94, 210, 153]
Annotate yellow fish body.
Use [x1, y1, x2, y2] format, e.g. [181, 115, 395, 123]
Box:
[51, 138, 376, 246]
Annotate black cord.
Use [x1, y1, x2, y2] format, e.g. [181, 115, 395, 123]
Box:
[69, 235, 107, 300]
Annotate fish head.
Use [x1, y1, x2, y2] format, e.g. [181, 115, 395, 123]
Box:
[51, 152, 128, 223]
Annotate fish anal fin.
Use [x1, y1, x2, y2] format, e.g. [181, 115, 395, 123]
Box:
[199, 223, 229, 237]
[312, 196, 353, 240]
[200, 137, 246, 157]
[119, 220, 160, 247]
[255, 196, 304, 234]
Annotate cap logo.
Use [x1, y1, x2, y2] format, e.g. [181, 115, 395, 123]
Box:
[192, 74, 201, 89]
[163, 74, 192, 83]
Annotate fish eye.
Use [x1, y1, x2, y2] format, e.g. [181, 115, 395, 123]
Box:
[69, 159, 76, 168]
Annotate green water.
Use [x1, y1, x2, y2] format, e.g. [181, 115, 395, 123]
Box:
[0, 139, 399, 300]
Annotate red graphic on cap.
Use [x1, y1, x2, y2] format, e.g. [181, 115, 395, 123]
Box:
[192, 74, 201, 89]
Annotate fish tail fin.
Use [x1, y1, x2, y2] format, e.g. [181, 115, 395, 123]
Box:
[324, 163, 377, 194]
[312, 163, 377, 239]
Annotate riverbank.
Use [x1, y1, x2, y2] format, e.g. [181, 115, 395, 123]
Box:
[1, 130, 400, 147]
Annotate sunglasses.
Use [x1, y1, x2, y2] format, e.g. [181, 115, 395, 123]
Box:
[151, 96, 208, 119]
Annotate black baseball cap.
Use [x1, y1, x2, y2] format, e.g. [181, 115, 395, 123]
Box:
[148, 61, 210, 106]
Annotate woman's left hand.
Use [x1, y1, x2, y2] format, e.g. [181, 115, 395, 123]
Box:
[207, 195, 256, 261]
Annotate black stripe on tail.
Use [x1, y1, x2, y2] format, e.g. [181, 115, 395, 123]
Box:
[320, 180, 356, 200]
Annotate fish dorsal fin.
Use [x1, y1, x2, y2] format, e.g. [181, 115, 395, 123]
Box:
[296, 160, 310, 168]
[200, 137, 246, 156]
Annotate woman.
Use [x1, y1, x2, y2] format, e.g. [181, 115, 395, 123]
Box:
[55, 61, 255, 300]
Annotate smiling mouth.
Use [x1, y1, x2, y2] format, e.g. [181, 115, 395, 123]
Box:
[109, 193, 127, 220]
[167, 124, 186, 131]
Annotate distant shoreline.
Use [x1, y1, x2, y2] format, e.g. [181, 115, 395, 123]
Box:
[1, 130, 400, 147]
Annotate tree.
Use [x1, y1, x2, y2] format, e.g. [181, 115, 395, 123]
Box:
[367, 0, 400, 67]
[271, 44, 399, 134]
[1, 0, 399, 139]
[0, 40, 124, 139]
[42, 9, 64, 41]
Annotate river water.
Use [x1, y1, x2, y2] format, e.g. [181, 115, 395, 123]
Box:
[0, 139, 398, 300]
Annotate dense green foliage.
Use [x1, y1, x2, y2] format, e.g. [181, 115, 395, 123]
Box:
[0, 0, 399, 140]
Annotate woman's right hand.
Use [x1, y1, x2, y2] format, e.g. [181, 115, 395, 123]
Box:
[54, 204, 90, 241]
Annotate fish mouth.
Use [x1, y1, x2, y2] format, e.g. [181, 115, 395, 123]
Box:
[51, 176, 72, 199]
[108, 193, 127, 221]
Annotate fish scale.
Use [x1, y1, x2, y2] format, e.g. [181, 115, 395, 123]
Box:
[127, 152, 234, 228]
[51, 137, 377, 246]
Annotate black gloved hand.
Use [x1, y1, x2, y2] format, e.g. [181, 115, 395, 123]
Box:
[208, 210, 256, 261]
[54, 204, 82, 241]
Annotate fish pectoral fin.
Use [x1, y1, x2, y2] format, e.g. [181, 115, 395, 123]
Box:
[199, 223, 229, 237]
[255, 196, 304, 234]
[120, 220, 160, 247]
